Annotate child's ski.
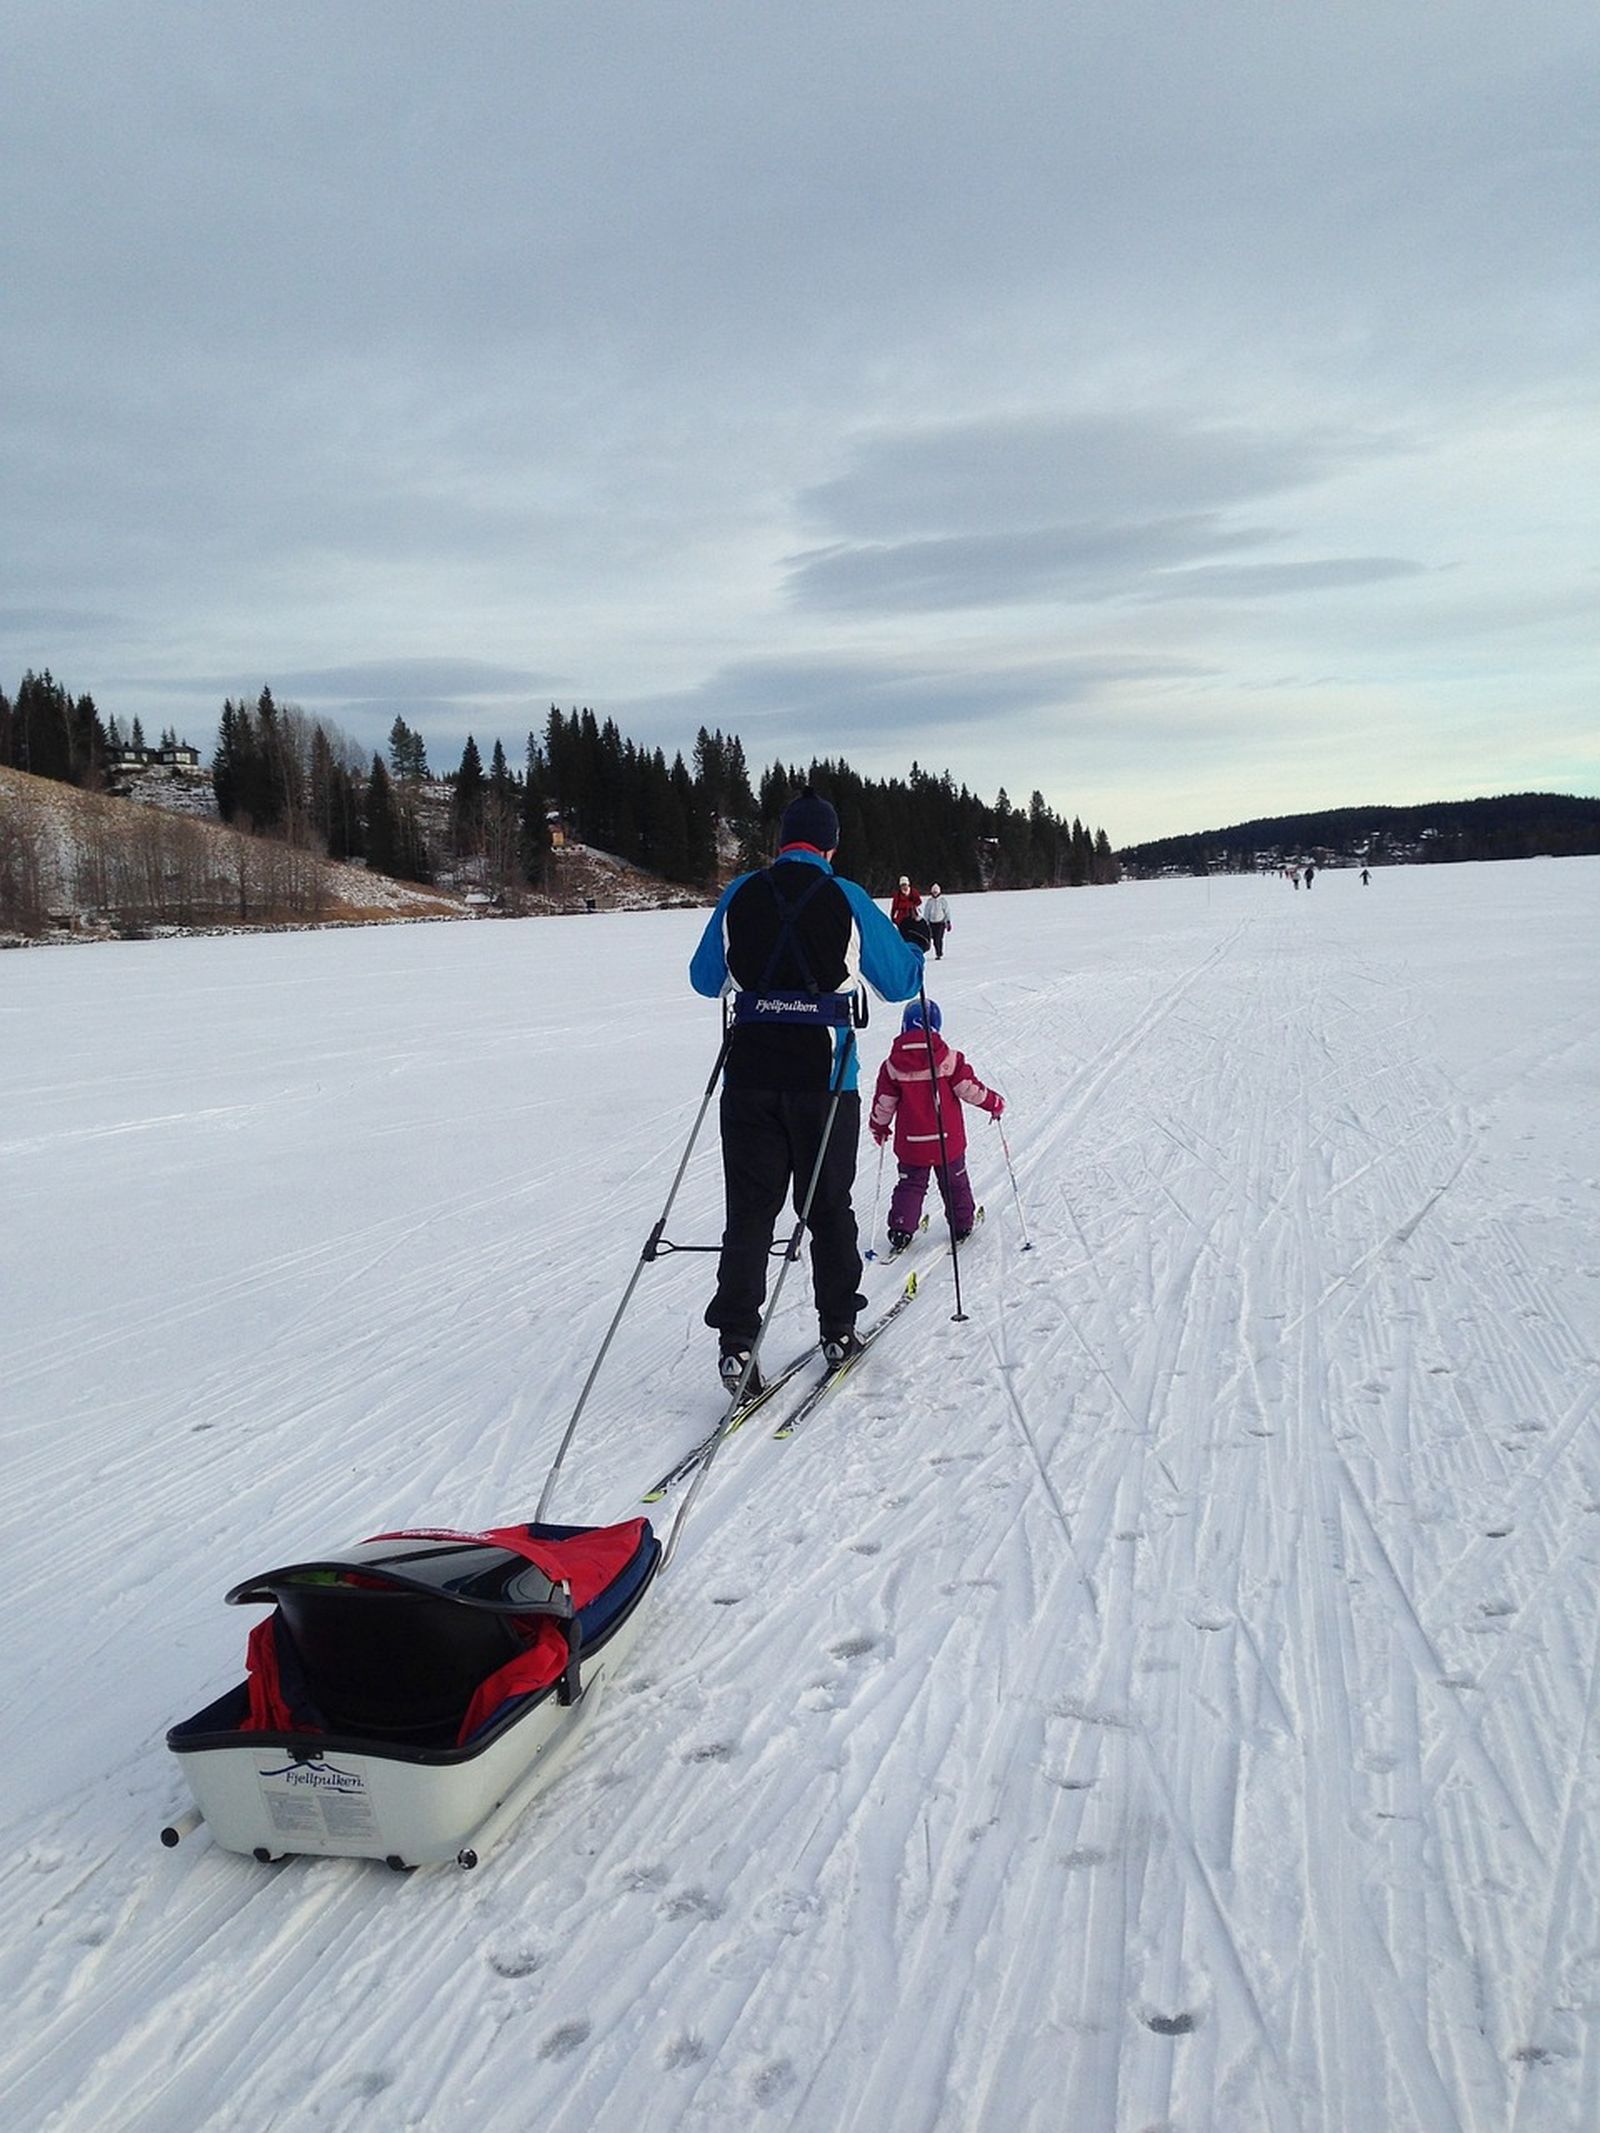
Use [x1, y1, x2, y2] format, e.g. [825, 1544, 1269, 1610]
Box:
[865, 1212, 928, 1263]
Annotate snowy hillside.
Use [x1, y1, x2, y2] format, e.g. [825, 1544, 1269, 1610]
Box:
[3, 861, 1598, 2131]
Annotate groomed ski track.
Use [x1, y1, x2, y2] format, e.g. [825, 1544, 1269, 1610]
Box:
[2, 861, 1598, 2131]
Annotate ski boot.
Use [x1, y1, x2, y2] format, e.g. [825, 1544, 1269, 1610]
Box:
[719, 1348, 763, 1398]
[821, 1329, 867, 1369]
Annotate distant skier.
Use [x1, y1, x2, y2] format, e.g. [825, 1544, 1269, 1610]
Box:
[1304, 864, 1316, 888]
[869, 1001, 1003, 1249]
[922, 883, 952, 959]
[1361, 868, 1371, 885]
[889, 876, 922, 930]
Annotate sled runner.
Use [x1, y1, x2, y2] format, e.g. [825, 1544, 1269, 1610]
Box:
[166, 1517, 660, 1869]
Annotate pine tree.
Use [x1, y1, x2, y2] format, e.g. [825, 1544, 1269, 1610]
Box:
[520, 730, 553, 886]
[364, 756, 398, 874]
[452, 735, 486, 857]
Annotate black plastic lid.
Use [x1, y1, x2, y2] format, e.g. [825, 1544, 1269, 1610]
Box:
[225, 1535, 569, 1615]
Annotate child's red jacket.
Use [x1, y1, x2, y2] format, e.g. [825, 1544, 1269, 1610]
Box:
[870, 1028, 1001, 1165]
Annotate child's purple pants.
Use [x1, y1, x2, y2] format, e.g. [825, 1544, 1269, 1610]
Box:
[889, 1157, 976, 1236]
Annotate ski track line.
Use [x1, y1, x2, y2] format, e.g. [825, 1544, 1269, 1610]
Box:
[986, 1034, 1305, 2130]
[1285, 1065, 1525, 2125]
[1132, 939, 1465, 2124]
[1507, 1567, 1600, 2133]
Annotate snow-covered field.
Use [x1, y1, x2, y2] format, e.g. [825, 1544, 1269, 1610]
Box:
[4, 860, 1599, 2133]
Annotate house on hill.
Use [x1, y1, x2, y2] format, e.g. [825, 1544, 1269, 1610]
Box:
[110, 740, 202, 773]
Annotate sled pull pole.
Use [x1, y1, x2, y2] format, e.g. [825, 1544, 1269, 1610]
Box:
[663, 1030, 857, 1570]
[917, 984, 967, 1322]
[160, 1806, 205, 1848]
[862, 1136, 887, 1259]
[535, 1031, 731, 1523]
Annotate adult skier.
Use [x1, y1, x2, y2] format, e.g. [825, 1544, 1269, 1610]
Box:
[689, 791, 924, 1393]
[922, 883, 951, 959]
[890, 875, 922, 929]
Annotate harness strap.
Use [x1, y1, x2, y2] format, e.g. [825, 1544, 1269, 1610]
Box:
[756, 866, 832, 991]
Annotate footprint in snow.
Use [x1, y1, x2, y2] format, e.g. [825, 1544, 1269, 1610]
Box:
[539, 2020, 591, 2061]
[618, 1863, 670, 1893]
[683, 1738, 737, 1763]
[710, 1591, 747, 1606]
[829, 1631, 881, 1662]
[487, 1949, 543, 1979]
[661, 1886, 725, 1922]
[661, 2034, 706, 2069]
[750, 2058, 796, 2104]
[1143, 2008, 1200, 2036]
[755, 1885, 820, 1933]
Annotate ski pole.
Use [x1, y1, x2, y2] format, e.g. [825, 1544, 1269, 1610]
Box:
[916, 982, 967, 1322]
[535, 1029, 731, 1522]
[995, 1115, 1034, 1251]
[863, 1136, 887, 1259]
[664, 1029, 856, 1568]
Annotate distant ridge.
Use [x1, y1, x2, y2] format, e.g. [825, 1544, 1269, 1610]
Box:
[1119, 792, 1600, 877]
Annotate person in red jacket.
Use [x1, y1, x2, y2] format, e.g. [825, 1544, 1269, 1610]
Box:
[868, 1000, 1003, 1246]
[889, 875, 922, 930]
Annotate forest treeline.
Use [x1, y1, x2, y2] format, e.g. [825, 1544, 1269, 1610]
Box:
[1120, 794, 1600, 876]
[2, 670, 1118, 898]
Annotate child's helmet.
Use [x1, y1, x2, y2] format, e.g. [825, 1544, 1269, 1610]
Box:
[902, 1000, 942, 1032]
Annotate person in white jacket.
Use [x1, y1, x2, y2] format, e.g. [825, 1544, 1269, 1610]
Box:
[922, 884, 952, 959]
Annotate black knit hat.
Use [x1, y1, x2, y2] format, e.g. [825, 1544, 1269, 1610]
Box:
[778, 789, 839, 851]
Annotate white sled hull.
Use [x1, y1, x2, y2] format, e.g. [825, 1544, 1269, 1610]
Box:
[171, 1595, 647, 1869]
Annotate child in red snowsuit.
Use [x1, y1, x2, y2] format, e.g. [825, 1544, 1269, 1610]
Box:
[868, 1000, 1003, 1245]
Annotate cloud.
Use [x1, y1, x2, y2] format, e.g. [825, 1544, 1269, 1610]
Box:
[145, 657, 568, 704]
[0, 607, 127, 641]
[266, 659, 568, 703]
[621, 650, 1208, 754]
[1141, 558, 1427, 600]
[785, 516, 1281, 613]
[783, 411, 1424, 612]
[799, 413, 1382, 540]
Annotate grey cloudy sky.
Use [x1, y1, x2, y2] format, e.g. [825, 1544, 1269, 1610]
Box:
[5, 0, 1595, 843]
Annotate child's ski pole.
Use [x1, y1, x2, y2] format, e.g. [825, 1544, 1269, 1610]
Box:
[995, 1114, 1034, 1251]
[916, 983, 967, 1322]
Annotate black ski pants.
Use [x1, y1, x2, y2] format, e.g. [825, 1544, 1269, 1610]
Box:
[705, 1087, 864, 1349]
